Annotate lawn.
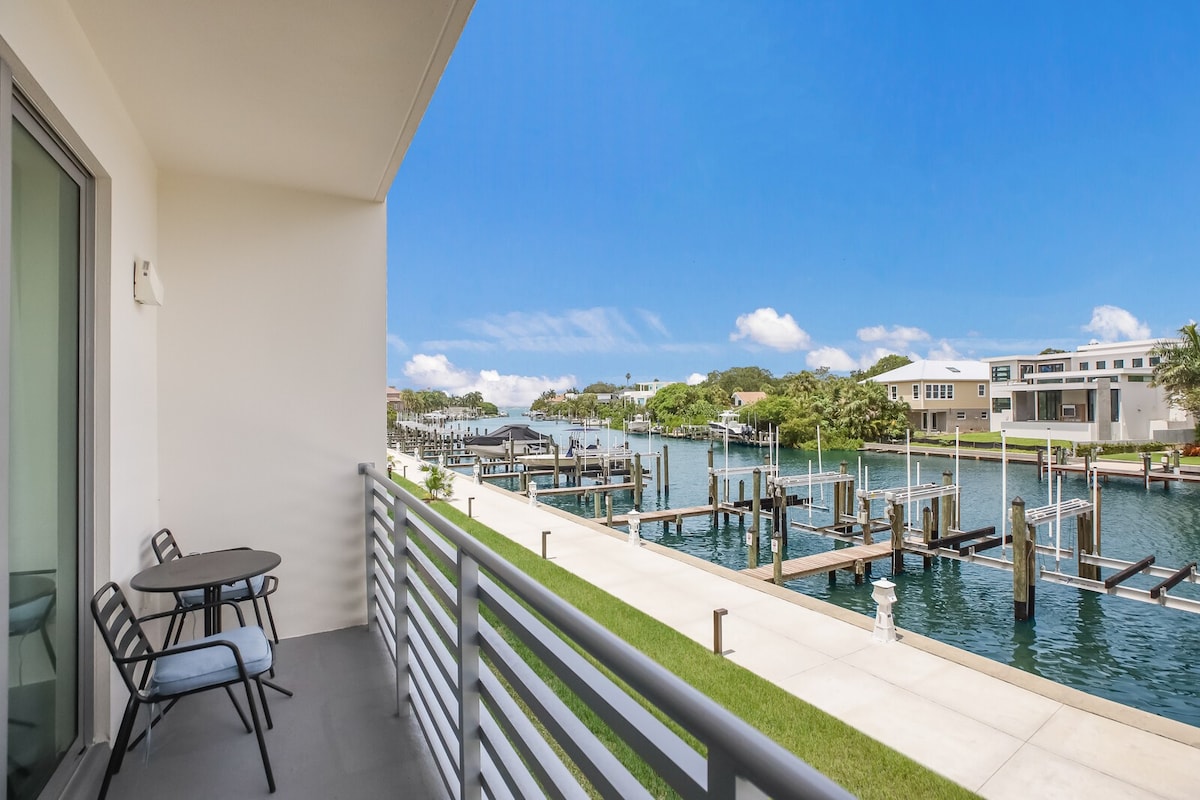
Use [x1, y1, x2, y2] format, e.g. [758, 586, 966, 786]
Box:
[924, 431, 1073, 449]
[395, 477, 977, 799]
[1097, 451, 1200, 466]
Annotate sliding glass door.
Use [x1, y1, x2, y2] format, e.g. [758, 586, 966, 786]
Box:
[5, 89, 88, 799]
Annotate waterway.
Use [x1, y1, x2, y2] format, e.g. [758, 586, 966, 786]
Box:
[463, 416, 1200, 728]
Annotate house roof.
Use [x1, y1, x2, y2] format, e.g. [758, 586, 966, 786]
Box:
[732, 391, 767, 405]
[868, 360, 989, 383]
[65, 0, 473, 201]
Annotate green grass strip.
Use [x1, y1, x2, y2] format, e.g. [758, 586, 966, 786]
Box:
[401, 486, 976, 799]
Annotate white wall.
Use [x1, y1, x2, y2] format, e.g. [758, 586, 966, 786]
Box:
[157, 172, 385, 637]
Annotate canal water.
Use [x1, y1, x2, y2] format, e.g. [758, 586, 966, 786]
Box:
[467, 416, 1200, 727]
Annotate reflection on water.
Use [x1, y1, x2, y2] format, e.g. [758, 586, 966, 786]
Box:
[473, 418, 1200, 726]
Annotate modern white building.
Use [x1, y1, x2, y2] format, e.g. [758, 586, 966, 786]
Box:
[622, 380, 676, 406]
[867, 360, 991, 433]
[983, 340, 1193, 443]
[0, 2, 472, 796]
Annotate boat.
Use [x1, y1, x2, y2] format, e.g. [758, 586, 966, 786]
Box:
[518, 437, 633, 470]
[463, 424, 554, 458]
[626, 414, 651, 433]
[708, 410, 752, 438]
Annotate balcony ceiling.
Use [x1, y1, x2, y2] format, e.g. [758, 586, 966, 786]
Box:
[66, 0, 472, 201]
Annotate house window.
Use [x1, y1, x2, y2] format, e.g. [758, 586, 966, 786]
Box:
[926, 384, 953, 399]
[1038, 363, 1065, 373]
[1111, 389, 1121, 422]
[981, 411, 989, 420]
[1132, 357, 1143, 368]
[956, 411, 966, 420]
[912, 384, 919, 399]
[1149, 356, 1161, 366]
[925, 385, 931, 400]
[1113, 359, 1124, 368]
[1096, 360, 1106, 369]
[1079, 362, 1089, 370]
[991, 365, 1010, 382]
[992, 397, 1012, 412]
[890, 385, 897, 401]
[977, 383, 986, 397]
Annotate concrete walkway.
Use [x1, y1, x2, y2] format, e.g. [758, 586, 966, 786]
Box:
[398, 453, 1200, 799]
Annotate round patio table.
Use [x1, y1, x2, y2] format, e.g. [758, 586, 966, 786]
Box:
[131, 549, 280, 636]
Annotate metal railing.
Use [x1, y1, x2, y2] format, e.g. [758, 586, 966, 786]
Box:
[359, 463, 853, 800]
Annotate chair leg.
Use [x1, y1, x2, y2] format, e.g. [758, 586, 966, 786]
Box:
[262, 594, 280, 644]
[171, 611, 189, 646]
[241, 678, 276, 793]
[99, 696, 139, 799]
[224, 685, 252, 733]
[255, 677, 274, 730]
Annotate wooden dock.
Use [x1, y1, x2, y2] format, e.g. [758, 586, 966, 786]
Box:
[1050, 462, 1200, 486]
[741, 542, 893, 582]
[610, 504, 745, 526]
[536, 481, 640, 497]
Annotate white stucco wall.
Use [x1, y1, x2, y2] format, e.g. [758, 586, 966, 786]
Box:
[157, 173, 385, 638]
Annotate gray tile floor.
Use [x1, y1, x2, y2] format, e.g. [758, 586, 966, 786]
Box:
[105, 626, 442, 799]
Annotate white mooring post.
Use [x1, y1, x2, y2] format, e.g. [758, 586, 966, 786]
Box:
[528, 480, 538, 507]
[473, 460, 481, 484]
[628, 509, 641, 547]
[872, 578, 898, 643]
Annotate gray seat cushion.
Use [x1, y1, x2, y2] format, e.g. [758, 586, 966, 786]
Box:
[149, 625, 272, 698]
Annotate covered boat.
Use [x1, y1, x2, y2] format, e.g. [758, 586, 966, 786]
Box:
[463, 424, 554, 458]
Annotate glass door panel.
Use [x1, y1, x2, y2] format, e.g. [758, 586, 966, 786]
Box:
[7, 117, 80, 800]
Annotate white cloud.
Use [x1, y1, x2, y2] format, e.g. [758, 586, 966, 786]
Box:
[927, 339, 962, 360]
[686, 372, 707, 385]
[403, 354, 575, 407]
[387, 333, 407, 354]
[857, 325, 931, 349]
[463, 307, 652, 354]
[805, 347, 858, 371]
[1083, 305, 1150, 342]
[729, 308, 811, 351]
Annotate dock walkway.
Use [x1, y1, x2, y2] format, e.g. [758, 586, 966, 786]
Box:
[741, 542, 893, 582]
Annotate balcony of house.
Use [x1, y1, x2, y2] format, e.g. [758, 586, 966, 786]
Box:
[99, 466, 851, 800]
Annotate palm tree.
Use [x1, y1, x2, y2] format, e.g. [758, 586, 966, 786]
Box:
[1151, 322, 1200, 427]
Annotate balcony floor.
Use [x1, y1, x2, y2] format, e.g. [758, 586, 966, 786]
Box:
[106, 626, 441, 800]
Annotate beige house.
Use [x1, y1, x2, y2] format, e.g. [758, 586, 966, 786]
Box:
[732, 391, 767, 407]
[868, 360, 991, 433]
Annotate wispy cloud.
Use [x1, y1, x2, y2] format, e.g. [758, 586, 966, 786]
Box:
[926, 339, 962, 360]
[857, 325, 930, 349]
[637, 309, 671, 338]
[1083, 305, 1150, 342]
[729, 307, 811, 351]
[387, 333, 408, 354]
[403, 353, 575, 406]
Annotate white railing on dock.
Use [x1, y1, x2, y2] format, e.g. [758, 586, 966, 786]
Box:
[358, 463, 853, 800]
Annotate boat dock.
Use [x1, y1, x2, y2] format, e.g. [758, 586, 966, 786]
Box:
[740, 542, 893, 583]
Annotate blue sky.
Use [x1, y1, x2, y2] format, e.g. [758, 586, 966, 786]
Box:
[386, 2, 1200, 405]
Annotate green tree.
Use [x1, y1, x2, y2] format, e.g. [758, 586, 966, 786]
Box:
[1151, 322, 1200, 427]
[853, 354, 912, 381]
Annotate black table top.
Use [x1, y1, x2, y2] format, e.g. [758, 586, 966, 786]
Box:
[130, 549, 280, 594]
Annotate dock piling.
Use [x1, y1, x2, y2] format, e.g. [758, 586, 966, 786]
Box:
[1012, 497, 1035, 620]
[887, 494, 904, 574]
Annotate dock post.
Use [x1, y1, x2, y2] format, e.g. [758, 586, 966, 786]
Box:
[710, 472, 719, 526]
[662, 445, 669, 495]
[1037, 447, 1044, 480]
[593, 489, 601, 518]
[921, 507, 934, 570]
[857, 490, 873, 545]
[1078, 511, 1100, 581]
[574, 453, 582, 487]
[940, 471, 953, 541]
[778, 487, 789, 547]
[553, 443, 560, 488]
[772, 530, 783, 586]
[887, 494, 904, 574]
[749, 469, 761, 567]
[1142, 453, 1152, 489]
[633, 453, 643, 509]
[833, 462, 845, 525]
[655, 452, 662, 495]
[1094, 483, 1103, 557]
[1084, 453, 1091, 482]
[1012, 497, 1034, 620]
[605, 494, 612, 526]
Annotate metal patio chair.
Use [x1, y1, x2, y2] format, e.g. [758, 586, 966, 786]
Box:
[90, 581, 275, 799]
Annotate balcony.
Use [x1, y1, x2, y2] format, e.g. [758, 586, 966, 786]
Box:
[101, 466, 849, 799]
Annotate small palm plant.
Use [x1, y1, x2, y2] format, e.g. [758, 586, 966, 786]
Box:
[419, 462, 455, 502]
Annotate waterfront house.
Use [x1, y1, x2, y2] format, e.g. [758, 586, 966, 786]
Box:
[732, 391, 767, 407]
[622, 379, 676, 406]
[983, 340, 1194, 443]
[866, 360, 991, 433]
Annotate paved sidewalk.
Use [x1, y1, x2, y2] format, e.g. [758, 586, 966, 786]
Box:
[400, 453, 1200, 799]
